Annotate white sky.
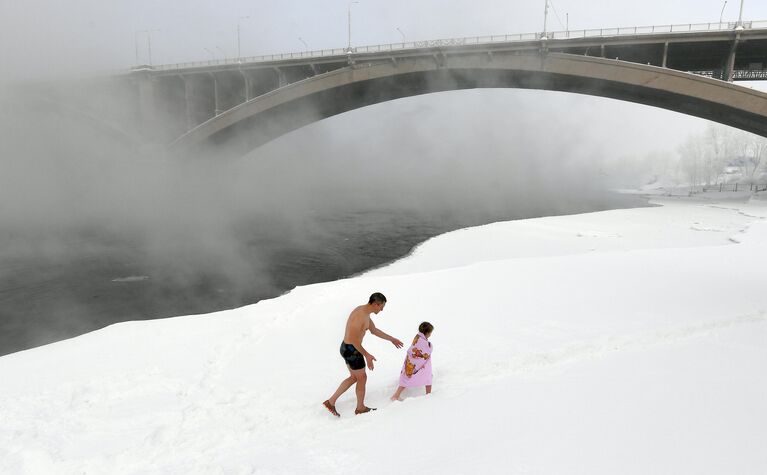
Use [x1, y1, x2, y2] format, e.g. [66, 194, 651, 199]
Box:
[2, 0, 766, 71]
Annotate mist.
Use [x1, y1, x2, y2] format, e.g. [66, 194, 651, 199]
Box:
[1, 0, 738, 355]
[0, 79, 678, 353]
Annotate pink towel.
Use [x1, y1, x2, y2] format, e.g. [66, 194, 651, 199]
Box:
[398, 332, 433, 388]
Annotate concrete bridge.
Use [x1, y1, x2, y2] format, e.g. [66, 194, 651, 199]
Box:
[44, 20, 767, 156]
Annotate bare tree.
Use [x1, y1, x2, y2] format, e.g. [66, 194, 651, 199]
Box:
[703, 124, 732, 185]
[745, 136, 767, 182]
[677, 135, 705, 191]
[729, 130, 767, 182]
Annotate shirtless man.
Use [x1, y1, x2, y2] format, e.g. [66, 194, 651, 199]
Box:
[323, 292, 403, 416]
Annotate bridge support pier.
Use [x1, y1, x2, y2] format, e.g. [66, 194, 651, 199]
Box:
[273, 67, 287, 87]
[209, 73, 221, 115]
[183, 75, 195, 130]
[133, 70, 159, 141]
[182, 75, 216, 130]
[662, 42, 669, 68]
[239, 70, 252, 101]
[724, 36, 740, 82]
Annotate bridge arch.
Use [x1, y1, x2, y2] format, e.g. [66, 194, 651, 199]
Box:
[170, 52, 767, 157]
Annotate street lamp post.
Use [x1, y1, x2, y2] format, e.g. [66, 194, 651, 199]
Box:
[737, 0, 745, 27]
[298, 37, 309, 51]
[237, 16, 250, 59]
[147, 34, 153, 65]
[216, 46, 226, 59]
[348, 1, 359, 53]
[396, 27, 405, 42]
[134, 31, 141, 64]
[720, 1, 728, 24]
[135, 29, 160, 65]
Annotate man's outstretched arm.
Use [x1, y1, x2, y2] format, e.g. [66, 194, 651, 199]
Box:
[369, 320, 404, 348]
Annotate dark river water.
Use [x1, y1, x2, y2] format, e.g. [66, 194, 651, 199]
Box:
[0, 192, 647, 356]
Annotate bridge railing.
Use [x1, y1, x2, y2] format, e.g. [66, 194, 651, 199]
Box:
[146, 19, 767, 73]
[552, 21, 741, 39]
[688, 68, 767, 80]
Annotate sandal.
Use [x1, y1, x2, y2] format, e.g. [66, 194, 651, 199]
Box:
[323, 400, 340, 417]
[354, 406, 377, 415]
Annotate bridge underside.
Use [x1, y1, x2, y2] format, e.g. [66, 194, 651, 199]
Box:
[171, 53, 767, 158]
[551, 37, 767, 78]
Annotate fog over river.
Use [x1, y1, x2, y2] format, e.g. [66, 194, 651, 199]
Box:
[1, 87, 672, 356]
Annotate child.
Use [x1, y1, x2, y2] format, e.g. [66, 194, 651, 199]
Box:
[390, 321, 434, 401]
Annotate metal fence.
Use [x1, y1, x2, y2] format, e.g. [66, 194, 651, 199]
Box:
[689, 69, 767, 80]
[145, 19, 767, 72]
[709, 182, 767, 192]
[673, 183, 767, 194]
[733, 69, 767, 80]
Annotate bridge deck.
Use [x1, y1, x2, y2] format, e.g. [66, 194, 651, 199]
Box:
[139, 19, 767, 75]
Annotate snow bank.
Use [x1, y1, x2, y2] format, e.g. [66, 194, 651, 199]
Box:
[1, 197, 766, 474]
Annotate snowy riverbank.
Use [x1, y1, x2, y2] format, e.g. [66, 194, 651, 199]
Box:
[1, 195, 766, 474]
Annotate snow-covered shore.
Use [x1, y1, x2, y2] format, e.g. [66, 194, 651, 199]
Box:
[1, 195, 766, 474]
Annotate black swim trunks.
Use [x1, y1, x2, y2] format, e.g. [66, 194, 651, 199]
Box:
[340, 342, 365, 370]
